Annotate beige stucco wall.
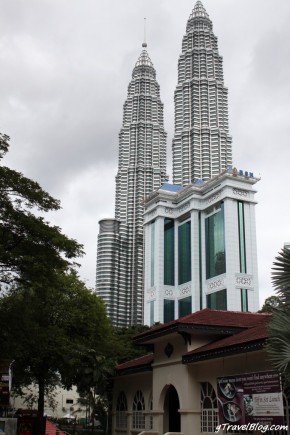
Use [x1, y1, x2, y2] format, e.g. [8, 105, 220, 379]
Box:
[151, 334, 200, 435]
[113, 332, 270, 435]
[113, 371, 153, 435]
[11, 385, 86, 419]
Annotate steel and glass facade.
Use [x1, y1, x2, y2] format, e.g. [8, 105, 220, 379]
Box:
[178, 221, 192, 285]
[172, 1, 232, 185]
[97, 1, 258, 327]
[205, 204, 226, 280]
[143, 170, 260, 325]
[96, 44, 168, 327]
[164, 218, 175, 286]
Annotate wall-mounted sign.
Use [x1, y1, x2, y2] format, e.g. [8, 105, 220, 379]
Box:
[16, 410, 46, 435]
[0, 373, 9, 406]
[217, 371, 284, 426]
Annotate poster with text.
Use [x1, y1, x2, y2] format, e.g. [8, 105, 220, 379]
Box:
[0, 373, 10, 406]
[217, 370, 284, 426]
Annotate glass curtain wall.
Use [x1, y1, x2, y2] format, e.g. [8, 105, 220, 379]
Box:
[164, 299, 175, 323]
[178, 221, 191, 284]
[205, 204, 226, 279]
[206, 289, 227, 310]
[238, 201, 248, 311]
[164, 218, 175, 285]
[178, 296, 192, 317]
[150, 221, 155, 287]
[149, 300, 154, 326]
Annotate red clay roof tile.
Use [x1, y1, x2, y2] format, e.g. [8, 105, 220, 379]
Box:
[117, 310, 271, 372]
[134, 309, 270, 342]
[116, 353, 153, 371]
[184, 317, 269, 358]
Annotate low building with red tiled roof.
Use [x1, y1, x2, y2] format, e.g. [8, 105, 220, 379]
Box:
[112, 309, 289, 435]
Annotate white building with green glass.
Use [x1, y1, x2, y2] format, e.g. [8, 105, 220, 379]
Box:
[143, 168, 260, 325]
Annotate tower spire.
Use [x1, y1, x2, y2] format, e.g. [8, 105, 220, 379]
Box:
[135, 22, 153, 69]
[142, 17, 147, 48]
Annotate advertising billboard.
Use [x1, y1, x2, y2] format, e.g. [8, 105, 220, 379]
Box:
[217, 370, 284, 426]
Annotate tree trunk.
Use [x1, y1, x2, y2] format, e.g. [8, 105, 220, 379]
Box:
[35, 376, 46, 435]
[37, 376, 45, 416]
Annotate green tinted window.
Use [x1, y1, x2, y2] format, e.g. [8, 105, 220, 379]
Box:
[150, 222, 155, 287]
[205, 205, 226, 279]
[241, 288, 248, 312]
[238, 202, 246, 273]
[238, 202, 248, 312]
[178, 296, 192, 318]
[164, 219, 175, 285]
[206, 289, 227, 310]
[178, 221, 191, 285]
[164, 299, 175, 323]
[149, 300, 154, 326]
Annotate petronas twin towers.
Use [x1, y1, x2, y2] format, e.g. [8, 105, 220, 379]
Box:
[173, 1, 232, 184]
[96, 1, 232, 326]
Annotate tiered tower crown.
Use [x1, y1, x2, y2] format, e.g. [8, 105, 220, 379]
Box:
[188, 0, 210, 20]
[134, 47, 154, 68]
[186, 0, 211, 32]
[172, 0, 232, 185]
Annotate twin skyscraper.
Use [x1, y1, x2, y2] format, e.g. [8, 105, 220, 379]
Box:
[96, 1, 259, 327]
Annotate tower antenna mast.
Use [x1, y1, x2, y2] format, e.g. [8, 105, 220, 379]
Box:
[142, 17, 147, 47]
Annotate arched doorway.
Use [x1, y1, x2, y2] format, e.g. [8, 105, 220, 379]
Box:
[164, 385, 181, 433]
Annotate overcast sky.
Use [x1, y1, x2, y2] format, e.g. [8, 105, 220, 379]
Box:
[1, 0, 290, 308]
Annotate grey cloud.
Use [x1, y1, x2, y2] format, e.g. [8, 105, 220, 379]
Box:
[0, 0, 289, 305]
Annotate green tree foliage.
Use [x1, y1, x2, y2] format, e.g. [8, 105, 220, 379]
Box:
[113, 324, 150, 364]
[0, 271, 113, 416]
[0, 133, 153, 423]
[267, 248, 290, 390]
[72, 324, 151, 428]
[0, 134, 83, 286]
[259, 295, 284, 313]
[0, 134, 115, 419]
[75, 352, 115, 430]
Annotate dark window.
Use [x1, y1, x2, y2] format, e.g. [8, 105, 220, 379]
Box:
[238, 201, 246, 273]
[238, 202, 248, 312]
[149, 300, 154, 326]
[205, 204, 226, 279]
[164, 299, 175, 323]
[132, 390, 145, 429]
[151, 222, 155, 287]
[178, 221, 191, 284]
[164, 218, 175, 285]
[116, 392, 127, 429]
[241, 288, 248, 312]
[206, 289, 227, 310]
[178, 296, 192, 317]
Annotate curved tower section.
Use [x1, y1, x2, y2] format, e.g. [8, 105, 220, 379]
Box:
[96, 219, 122, 321]
[172, 0, 232, 185]
[115, 43, 168, 326]
[115, 44, 167, 222]
[96, 43, 167, 327]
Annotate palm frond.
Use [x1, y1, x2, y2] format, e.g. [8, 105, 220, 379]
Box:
[272, 249, 290, 300]
[267, 259, 290, 388]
